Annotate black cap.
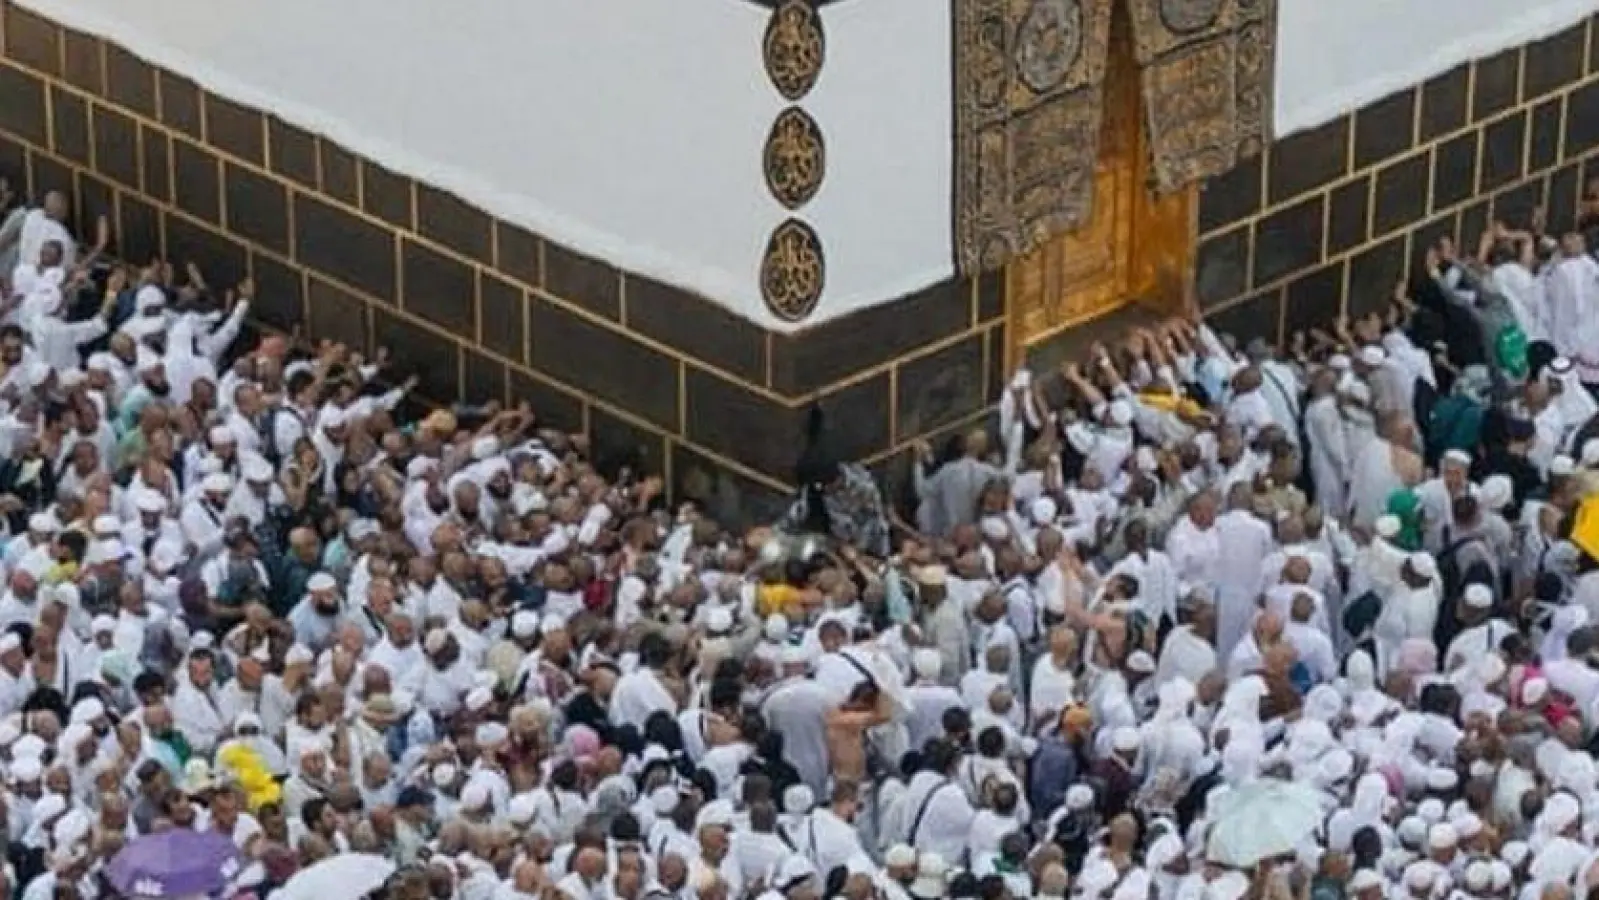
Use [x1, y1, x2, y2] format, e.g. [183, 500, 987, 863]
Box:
[1506, 417, 1536, 441]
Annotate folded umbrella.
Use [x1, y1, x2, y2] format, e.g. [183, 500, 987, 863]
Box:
[1205, 778, 1326, 868]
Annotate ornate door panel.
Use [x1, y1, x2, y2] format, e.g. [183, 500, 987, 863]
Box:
[1005, 1, 1194, 369]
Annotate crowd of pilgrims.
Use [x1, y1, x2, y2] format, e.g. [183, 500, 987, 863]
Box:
[9, 179, 1599, 900]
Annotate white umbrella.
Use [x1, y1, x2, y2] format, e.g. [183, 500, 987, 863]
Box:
[1205, 778, 1326, 868]
[274, 853, 395, 900]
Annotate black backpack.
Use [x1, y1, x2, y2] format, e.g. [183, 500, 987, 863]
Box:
[257, 404, 302, 467]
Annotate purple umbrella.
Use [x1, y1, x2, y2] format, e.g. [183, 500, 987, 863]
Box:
[106, 828, 242, 898]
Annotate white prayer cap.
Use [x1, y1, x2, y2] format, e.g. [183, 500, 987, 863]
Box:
[27, 512, 57, 534]
[913, 565, 948, 587]
[1401, 863, 1434, 892]
[1461, 583, 1493, 610]
[1501, 841, 1530, 867]
[1319, 749, 1355, 785]
[1551, 454, 1577, 477]
[476, 723, 509, 749]
[90, 615, 115, 636]
[242, 456, 274, 482]
[763, 614, 790, 643]
[1407, 553, 1437, 579]
[1107, 399, 1134, 426]
[460, 781, 490, 811]
[284, 644, 314, 666]
[697, 799, 735, 831]
[0, 634, 22, 655]
[85, 540, 125, 567]
[783, 783, 815, 814]
[307, 572, 337, 592]
[1462, 861, 1492, 893]
[201, 472, 234, 494]
[58, 368, 86, 390]
[541, 612, 567, 634]
[507, 794, 537, 825]
[1551, 356, 1575, 374]
[430, 763, 458, 786]
[1396, 817, 1427, 847]
[1417, 798, 1445, 824]
[1468, 759, 1496, 780]
[979, 516, 1010, 542]
[1441, 449, 1471, 467]
[1111, 726, 1141, 753]
[1358, 345, 1387, 366]
[423, 629, 449, 655]
[510, 610, 538, 639]
[297, 737, 330, 759]
[1478, 474, 1513, 511]
[1427, 823, 1458, 849]
[317, 406, 348, 430]
[649, 785, 679, 814]
[1541, 792, 1581, 833]
[1523, 677, 1550, 705]
[1374, 515, 1402, 539]
[1127, 650, 1156, 674]
[884, 845, 916, 868]
[134, 285, 164, 312]
[913, 649, 942, 680]
[70, 699, 104, 724]
[90, 515, 120, 537]
[1327, 354, 1352, 371]
[234, 712, 262, 732]
[208, 425, 236, 445]
[405, 457, 438, 480]
[1066, 784, 1095, 810]
[9, 757, 40, 782]
[1489, 861, 1512, 891]
[1030, 497, 1058, 526]
[470, 437, 500, 460]
[1348, 870, 1384, 892]
[464, 687, 494, 713]
[1453, 812, 1483, 838]
[705, 606, 733, 634]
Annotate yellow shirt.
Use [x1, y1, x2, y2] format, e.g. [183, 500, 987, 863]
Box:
[756, 583, 803, 619]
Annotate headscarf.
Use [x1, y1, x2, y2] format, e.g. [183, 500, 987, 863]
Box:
[1385, 490, 1424, 552]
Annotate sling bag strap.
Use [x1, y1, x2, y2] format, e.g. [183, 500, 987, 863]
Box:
[908, 778, 953, 845]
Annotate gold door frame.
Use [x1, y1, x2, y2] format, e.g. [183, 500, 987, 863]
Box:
[1003, 2, 1196, 371]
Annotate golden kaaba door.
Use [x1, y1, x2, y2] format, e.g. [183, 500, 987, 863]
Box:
[1004, 3, 1195, 369]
